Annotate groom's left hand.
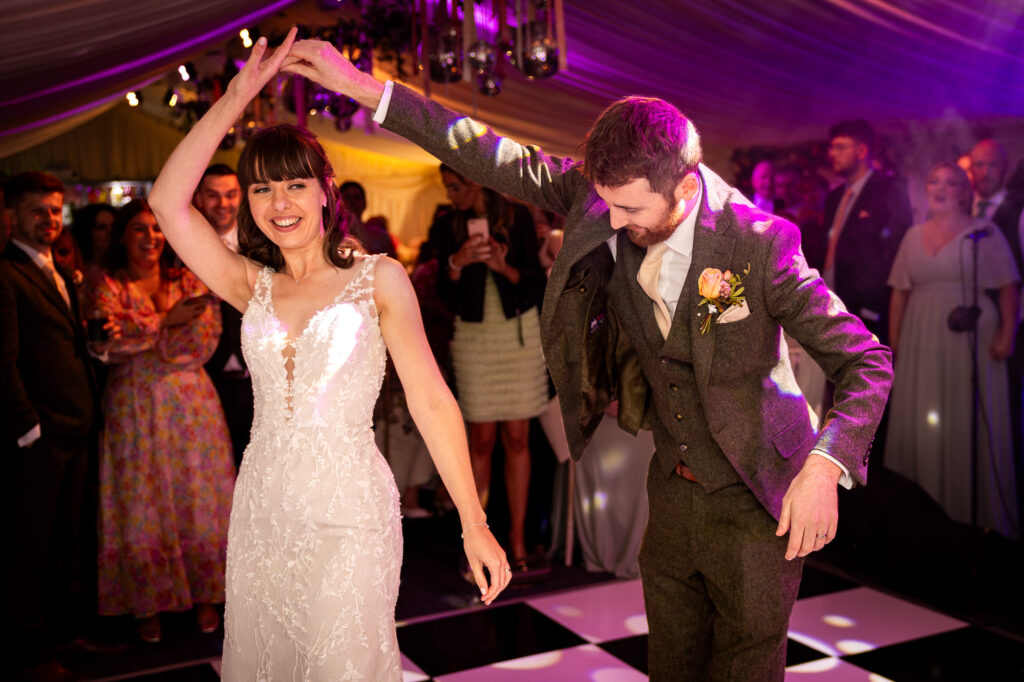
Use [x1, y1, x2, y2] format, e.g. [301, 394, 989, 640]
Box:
[775, 453, 841, 560]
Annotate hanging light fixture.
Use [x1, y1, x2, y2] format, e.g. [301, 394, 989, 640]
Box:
[159, 1, 569, 138]
[517, 0, 559, 79]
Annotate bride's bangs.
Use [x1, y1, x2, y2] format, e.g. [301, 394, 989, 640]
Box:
[238, 124, 331, 188]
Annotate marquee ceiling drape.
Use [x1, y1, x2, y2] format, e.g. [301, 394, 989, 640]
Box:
[3, 0, 1024, 163]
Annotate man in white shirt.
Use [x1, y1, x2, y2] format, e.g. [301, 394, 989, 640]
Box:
[193, 163, 242, 252]
[194, 164, 252, 468]
[749, 159, 775, 213]
[970, 139, 1024, 274]
[969, 138, 1024, 519]
[0, 171, 97, 681]
[280, 40, 893, 680]
[822, 119, 911, 347]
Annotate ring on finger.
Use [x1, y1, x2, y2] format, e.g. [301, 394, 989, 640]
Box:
[816, 533, 828, 539]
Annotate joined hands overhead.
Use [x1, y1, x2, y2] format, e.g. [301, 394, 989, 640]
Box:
[281, 39, 386, 110]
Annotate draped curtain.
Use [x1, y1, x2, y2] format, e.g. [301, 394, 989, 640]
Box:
[3, 0, 1024, 236]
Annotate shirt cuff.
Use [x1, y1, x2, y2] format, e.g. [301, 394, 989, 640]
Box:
[371, 80, 395, 124]
[810, 449, 853, 490]
[17, 423, 41, 448]
[87, 344, 110, 363]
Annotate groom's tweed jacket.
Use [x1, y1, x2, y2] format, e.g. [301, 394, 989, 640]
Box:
[382, 83, 892, 519]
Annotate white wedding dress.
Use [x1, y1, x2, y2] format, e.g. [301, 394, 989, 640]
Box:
[221, 254, 403, 681]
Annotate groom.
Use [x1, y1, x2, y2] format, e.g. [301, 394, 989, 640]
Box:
[283, 41, 893, 680]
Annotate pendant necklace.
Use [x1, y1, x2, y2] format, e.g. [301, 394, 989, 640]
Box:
[288, 269, 315, 284]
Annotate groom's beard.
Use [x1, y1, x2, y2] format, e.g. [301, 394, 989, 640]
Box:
[625, 201, 686, 248]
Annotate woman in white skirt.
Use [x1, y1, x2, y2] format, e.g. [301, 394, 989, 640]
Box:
[428, 165, 549, 568]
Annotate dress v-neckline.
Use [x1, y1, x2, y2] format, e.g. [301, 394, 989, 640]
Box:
[264, 258, 371, 347]
[920, 220, 980, 259]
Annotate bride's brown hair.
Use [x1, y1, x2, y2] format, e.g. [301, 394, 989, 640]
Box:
[236, 124, 356, 269]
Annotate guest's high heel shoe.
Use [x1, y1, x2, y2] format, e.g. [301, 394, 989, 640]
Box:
[196, 603, 220, 634]
[136, 615, 162, 644]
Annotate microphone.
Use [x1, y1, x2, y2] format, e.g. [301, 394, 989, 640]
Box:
[964, 227, 989, 241]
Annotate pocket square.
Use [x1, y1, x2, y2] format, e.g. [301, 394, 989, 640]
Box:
[717, 300, 750, 324]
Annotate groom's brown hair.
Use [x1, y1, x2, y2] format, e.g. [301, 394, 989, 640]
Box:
[582, 96, 702, 201]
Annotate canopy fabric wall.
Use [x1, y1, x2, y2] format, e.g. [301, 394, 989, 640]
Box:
[4, 0, 1024, 158]
[4, 0, 1024, 239]
[0, 103, 447, 243]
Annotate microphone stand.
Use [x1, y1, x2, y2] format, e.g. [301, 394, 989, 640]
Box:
[968, 231, 981, 527]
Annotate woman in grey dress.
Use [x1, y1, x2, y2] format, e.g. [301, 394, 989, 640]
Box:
[885, 162, 1019, 539]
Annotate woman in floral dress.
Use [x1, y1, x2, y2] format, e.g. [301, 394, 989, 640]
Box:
[85, 199, 235, 643]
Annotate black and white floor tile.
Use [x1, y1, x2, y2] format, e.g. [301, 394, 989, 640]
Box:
[82, 566, 1024, 681]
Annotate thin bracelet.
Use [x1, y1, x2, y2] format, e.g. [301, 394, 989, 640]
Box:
[447, 254, 463, 271]
[461, 522, 489, 539]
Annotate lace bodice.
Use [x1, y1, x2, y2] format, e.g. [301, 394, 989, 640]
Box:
[242, 255, 386, 436]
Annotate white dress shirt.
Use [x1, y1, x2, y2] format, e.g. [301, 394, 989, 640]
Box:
[9, 238, 64, 448]
[608, 184, 853, 488]
[605, 181, 703, 319]
[219, 224, 239, 253]
[972, 188, 1024, 255]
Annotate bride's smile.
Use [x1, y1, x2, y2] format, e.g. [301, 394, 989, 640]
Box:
[248, 177, 324, 245]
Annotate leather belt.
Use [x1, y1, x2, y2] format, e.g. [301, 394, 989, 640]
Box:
[674, 462, 698, 482]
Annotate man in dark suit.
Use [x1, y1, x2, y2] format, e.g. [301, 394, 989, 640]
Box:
[194, 164, 252, 468]
[339, 180, 397, 258]
[968, 138, 1024, 522]
[1, 171, 98, 681]
[822, 120, 912, 346]
[748, 159, 776, 213]
[288, 42, 892, 680]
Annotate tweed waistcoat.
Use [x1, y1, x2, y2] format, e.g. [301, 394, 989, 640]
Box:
[610, 233, 741, 491]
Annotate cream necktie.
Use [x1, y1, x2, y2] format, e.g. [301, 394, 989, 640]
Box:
[637, 242, 672, 338]
[41, 255, 71, 308]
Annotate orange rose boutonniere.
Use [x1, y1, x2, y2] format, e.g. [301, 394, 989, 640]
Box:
[696, 263, 750, 334]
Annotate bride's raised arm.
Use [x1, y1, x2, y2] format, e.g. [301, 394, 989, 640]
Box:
[149, 28, 297, 311]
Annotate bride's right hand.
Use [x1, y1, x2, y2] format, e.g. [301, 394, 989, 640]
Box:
[462, 524, 511, 605]
[226, 27, 298, 102]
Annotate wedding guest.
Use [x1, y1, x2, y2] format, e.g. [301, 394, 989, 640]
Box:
[885, 162, 1019, 539]
[194, 164, 253, 468]
[86, 199, 235, 643]
[71, 202, 116, 280]
[749, 159, 776, 213]
[1, 171, 99, 681]
[427, 164, 548, 568]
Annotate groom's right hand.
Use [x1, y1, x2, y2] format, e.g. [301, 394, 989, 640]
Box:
[282, 40, 386, 111]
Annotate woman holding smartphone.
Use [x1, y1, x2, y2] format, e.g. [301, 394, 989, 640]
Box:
[428, 164, 548, 569]
[84, 199, 235, 643]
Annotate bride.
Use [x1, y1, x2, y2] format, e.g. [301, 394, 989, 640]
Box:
[148, 28, 510, 680]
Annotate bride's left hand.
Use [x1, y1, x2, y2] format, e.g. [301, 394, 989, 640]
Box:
[463, 525, 511, 604]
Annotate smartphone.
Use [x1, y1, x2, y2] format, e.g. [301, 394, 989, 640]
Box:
[467, 218, 489, 241]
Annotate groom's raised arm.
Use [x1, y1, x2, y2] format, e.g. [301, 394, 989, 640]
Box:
[284, 40, 583, 217]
